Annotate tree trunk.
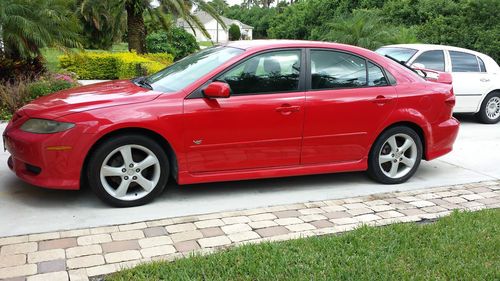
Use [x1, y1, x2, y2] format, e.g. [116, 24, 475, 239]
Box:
[126, 3, 146, 54]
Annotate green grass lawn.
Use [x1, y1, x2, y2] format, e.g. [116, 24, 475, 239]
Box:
[41, 43, 129, 73]
[107, 209, 499, 281]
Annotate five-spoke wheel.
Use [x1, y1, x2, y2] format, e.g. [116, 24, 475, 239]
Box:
[368, 126, 422, 184]
[87, 135, 169, 207]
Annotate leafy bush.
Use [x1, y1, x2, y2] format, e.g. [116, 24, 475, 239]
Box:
[146, 28, 199, 60]
[0, 57, 46, 82]
[228, 24, 241, 40]
[310, 10, 418, 50]
[59, 52, 173, 79]
[0, 74, 77, 120]
[224, 6, 277, 39]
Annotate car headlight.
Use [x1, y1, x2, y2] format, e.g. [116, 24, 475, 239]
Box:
[20, 119, 75, 134]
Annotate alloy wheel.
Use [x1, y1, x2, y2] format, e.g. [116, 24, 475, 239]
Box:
[378, 133, 417, 179]
[100, 144, 161, 201]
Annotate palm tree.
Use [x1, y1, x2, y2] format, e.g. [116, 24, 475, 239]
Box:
[314, 11, 394, 50]
[78, 0, 125, 49]
[78, 0, 226, 54]
[0, 0, 81, 59]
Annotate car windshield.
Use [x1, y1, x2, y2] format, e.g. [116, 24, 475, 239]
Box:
[146, 46, 244, 92]
[375, 47, 418, 63]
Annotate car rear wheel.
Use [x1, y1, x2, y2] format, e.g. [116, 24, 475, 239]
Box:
[368, 126, 422, 184]
[477, 92, 500, 124]
[87, 134, 169, 207]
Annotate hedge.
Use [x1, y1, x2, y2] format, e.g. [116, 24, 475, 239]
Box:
[59, 52, 174, 80]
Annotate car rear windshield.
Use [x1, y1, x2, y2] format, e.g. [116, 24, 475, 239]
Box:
[146, 46, 244, 92]
[375, 47, 418, 63]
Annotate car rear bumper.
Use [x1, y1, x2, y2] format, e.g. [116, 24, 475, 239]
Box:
[426, 117, 460, 160]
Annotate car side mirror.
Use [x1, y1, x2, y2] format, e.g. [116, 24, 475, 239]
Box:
[203, 81, 231, 98]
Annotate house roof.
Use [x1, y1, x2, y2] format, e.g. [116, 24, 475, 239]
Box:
[177, 11, 253, 29]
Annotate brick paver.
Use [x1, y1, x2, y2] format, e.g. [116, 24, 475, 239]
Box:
[0, 180, 498, 280]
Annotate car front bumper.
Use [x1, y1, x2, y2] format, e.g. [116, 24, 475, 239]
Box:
[3, 116, 91, 190]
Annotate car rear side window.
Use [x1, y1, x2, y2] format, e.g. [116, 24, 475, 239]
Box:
[449, 51, 480, 72]
[368, 62, 389, 86]
[218, 50, 301, 95]
[412, 50, 445, 71]
[310, 50, 367, 89]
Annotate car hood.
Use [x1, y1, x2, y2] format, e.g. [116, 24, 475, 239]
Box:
[20, 80, 162, 119]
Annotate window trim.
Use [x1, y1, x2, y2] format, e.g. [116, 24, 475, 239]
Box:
[476, 56, 487, 73]
[305, 48, 393, 92]
[186, 48, 306, 99]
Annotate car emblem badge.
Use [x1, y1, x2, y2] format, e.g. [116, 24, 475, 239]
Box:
[193, 139, 203, 145]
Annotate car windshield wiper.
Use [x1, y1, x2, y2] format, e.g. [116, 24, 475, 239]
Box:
[384, 54, 419, 75]
[133, 76, 153, 90]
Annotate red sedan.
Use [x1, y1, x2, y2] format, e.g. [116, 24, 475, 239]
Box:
[3, 40, 459, 207]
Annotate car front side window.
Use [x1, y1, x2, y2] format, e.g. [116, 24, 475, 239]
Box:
[412, 50, 445, 72]
[218, 50, 301, 95]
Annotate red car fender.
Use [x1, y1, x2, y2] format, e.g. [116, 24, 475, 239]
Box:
[370, 107, 432, 159]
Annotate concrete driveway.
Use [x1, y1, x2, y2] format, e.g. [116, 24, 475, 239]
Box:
[1, 115, 499, 237]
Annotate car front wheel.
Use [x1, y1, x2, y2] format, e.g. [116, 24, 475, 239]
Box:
[477, 92, 500, 124]
[368, 126, 422, 184]
[87, 134, 169, 207]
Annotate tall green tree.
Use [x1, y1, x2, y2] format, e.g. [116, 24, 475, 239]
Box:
[0, 0, 81, 59]
[78, 0, 226, 54]
[78, 0, 125, 49]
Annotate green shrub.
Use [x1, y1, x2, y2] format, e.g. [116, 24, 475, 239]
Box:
[59, 52, 173, 80]
[28, 79, 74, 100]
[229, 24, 241, 41]
[146, 28, 199, 60]
[0, 75, 77, 120]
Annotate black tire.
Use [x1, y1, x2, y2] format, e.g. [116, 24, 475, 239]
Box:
[368, 126, 423, 184]
[477, 91, 500, 124]
[87, 134, 169, 207]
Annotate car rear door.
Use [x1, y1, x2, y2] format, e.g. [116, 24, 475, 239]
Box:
[301, 49, 397, 165]
[447, 50, 492, 112]
[183, 49, 306, 173]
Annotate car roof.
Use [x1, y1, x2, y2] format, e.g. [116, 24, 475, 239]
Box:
[381, 43, 488, 57]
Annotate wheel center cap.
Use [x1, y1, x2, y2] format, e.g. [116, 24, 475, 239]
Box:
[127, 169, 135, 176]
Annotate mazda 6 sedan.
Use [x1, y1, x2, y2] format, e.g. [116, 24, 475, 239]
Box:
[3, 40, 460, 207]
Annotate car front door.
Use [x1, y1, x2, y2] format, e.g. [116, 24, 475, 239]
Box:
[301, 49, 397, 165]
[447, 50, 492, 112]
[183, 49, 305, 173]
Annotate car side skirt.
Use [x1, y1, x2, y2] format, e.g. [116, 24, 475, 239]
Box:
[177, 159, 367, 185]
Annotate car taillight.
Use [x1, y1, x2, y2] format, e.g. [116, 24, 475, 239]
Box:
[445, 96, 456, 107]
[445, 88, 455, 118]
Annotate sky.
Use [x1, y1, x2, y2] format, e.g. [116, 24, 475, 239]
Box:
[226, 0, 243, 5]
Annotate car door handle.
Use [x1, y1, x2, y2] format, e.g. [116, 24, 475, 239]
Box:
[371, 95, 393, 105]
[275, 104, 300, 115]
[480, 78, 490, 82]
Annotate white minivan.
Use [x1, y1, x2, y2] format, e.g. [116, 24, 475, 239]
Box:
[376, 44, 500, 124]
